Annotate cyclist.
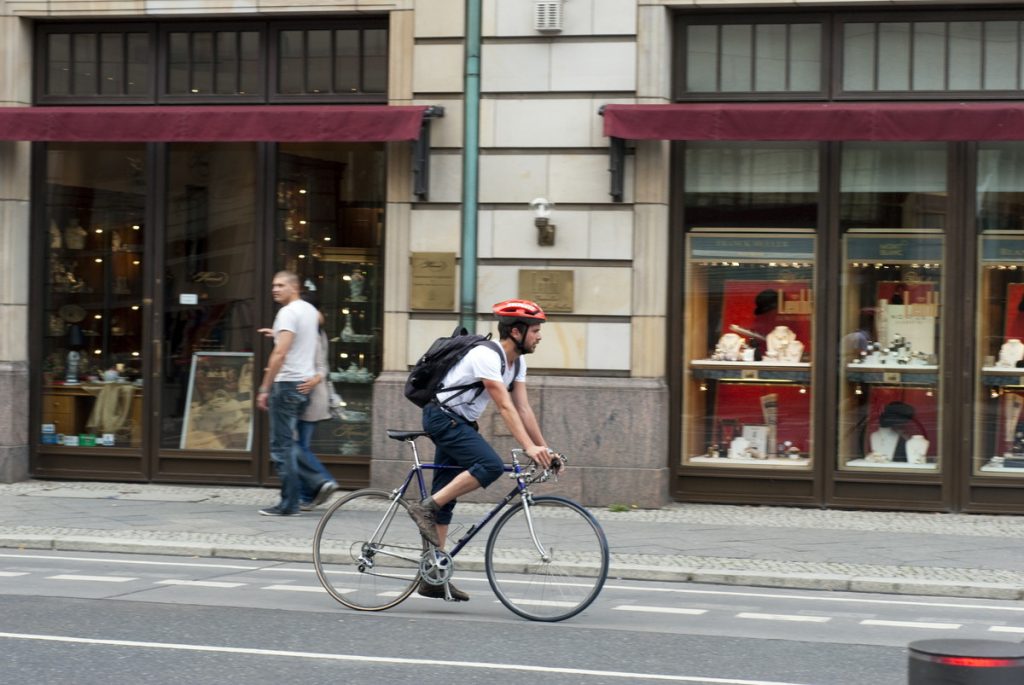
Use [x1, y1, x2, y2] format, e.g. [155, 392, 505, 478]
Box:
[407, 298, 555, 601]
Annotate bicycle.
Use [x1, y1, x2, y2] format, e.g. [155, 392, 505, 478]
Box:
[312, 428, 610, 622]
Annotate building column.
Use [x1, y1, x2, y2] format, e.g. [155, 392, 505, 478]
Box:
[0, 16, 32, 481]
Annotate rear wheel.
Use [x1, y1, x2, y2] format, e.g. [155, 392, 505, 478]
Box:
[313, 489, 424, 611]
[485, 495, 609, 621]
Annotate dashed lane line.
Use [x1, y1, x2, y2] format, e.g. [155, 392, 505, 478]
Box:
[154, 580, 246, 589]
[614, 606, 708, 616]
[261, 584, 330, 593]
[45, 575, 138, 583]
[860, 619, 961, 630]
[988, 626, 1024, 634]
[736, 613, 831, 623]
[0, 571, 28, 577]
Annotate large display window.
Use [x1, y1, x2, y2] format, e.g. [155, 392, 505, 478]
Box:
[39, 144, 147, 451]
[836, 142, 947, 473]
[683, 233, 815, 469]
[974, 142, 1024, 476]
[838, 234, 943, 471]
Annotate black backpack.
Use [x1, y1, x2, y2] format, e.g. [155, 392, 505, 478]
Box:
[404, 325, 520, 408]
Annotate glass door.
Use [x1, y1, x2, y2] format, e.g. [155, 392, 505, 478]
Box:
[155, 143, 260, 479]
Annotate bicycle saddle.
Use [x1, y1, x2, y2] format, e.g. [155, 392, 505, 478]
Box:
[386, 429, 430, 441]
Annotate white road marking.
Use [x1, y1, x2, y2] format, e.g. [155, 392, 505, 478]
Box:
[860, 619, 961, 630]
[496, 598, 579, 608]
[736, 613, 831, 623]
[46, 575, 137, 583]
[601, 583, 1024, 614]
[261, 584, 329, 593]
[155, 580, 245, 589]
[0, 553, 259, 571]
[0, 632, 813, 685]
[614, 605, 707, 615]
[989, 626, 1024, 634]
[0, 571, 28, 577]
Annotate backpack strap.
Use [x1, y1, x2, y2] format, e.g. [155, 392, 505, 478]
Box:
[435, 340, 508, 409]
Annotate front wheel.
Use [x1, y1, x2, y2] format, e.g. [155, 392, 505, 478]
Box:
[485, 495, 609, 621]
[312, 489, 424, 611]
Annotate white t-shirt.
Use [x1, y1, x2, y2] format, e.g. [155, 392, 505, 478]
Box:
[435, 343, 526, 422]
[272, 299, 319, 382]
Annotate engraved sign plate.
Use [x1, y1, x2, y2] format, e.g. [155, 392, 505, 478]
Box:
[410, 252, 456, 311]
[518, 270, 573, 312]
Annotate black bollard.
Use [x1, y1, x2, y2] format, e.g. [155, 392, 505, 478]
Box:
[908, 639, 1024, 684]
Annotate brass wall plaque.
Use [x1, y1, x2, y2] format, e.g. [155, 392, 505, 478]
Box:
[410, 252, 456, 311]
[518, 269, 574, 312]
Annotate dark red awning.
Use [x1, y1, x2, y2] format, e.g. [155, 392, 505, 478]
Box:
[602, 102, 1024, 141]
[0, 104, 431, 142]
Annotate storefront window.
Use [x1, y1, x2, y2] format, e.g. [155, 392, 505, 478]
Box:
[838, 143, 946, 472]
[39, 144, 147, 450]
[276, 143, 385, 459]
[160, 144, 258, 452]
[974, 142, 1024, 476]
[682, 142, 818, 469]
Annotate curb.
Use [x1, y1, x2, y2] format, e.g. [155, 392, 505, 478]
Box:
[4, 535, 1023, 601]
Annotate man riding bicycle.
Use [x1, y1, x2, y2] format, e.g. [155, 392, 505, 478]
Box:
[407, 299, 555, 601]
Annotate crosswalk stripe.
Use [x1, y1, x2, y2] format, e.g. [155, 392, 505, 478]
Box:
[737, 613, 831, 623]
[614, 605, 707, 615]
[155, 580, 245, 588]
[46, 574, 138, 583]
[860, 619, 960, 630]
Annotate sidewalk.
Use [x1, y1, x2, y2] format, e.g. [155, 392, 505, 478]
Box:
[3, 478, 1024, 601]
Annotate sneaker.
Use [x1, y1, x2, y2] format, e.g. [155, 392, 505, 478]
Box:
[417, 580, 470, 602]
[259, 505, 300, 517]
[308, 480, 340, 509]
[299, 500, 314, 512]
[406, 498, 441, 547]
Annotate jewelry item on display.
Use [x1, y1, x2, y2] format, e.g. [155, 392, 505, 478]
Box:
[997, 339, 1024, 367]
[906, 435, 929, 464]
[707, 444, 720, 458]
[869, 426, 900, 460]
[348, 269, 367, 302]
[713, 333, 745, 361]
[49, 221, 62, 249]
[765, 326, 803, 362]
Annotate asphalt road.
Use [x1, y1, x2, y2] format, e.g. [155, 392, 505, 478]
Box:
[6, 550, 1024, 684]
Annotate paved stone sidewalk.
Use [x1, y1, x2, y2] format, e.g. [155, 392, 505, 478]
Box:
[3, 479, 1024, 601]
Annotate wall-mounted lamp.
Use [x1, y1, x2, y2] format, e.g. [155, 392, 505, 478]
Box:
[531, 197, 556, 246]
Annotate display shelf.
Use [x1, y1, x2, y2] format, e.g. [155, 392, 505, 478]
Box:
[843, 459, 937, 470]
[690, 360, 811, 383]
[690, 455, 810, 466]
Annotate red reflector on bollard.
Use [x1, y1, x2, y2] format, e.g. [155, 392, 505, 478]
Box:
[935, 657, 1018, 668]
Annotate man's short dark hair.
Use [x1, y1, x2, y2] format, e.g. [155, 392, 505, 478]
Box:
[498, 321, 516, 340]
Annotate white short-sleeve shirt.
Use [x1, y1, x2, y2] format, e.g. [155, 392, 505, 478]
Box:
[272, 299, 319, 382]
[435, 343, 526, 422]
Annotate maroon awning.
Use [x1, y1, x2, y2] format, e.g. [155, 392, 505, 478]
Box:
[0, 104, 432, 142]
[602, 102, 1024, 141]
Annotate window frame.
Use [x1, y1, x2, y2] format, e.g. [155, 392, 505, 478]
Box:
[34, 18, 389, 105]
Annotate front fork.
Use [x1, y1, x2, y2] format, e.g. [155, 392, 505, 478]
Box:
[510, 452, 551, 563]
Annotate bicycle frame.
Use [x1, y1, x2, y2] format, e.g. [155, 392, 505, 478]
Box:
[389, 437, 549, 560]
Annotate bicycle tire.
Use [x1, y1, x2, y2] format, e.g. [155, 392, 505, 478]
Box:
[485, 495, 609, 622]
[312, 488, 424, 611]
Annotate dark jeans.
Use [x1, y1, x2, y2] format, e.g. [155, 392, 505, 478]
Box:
[268, 381, 324, 513]
[297, 419, 335, 503]
[422, 403, 504, 525]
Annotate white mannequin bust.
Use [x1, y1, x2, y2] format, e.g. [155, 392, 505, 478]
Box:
[868, 426, 899, 460]
[906, 435, 929, 464]
[765, 326, 803, 362]
[998, 339, 1024, 367]
[727, 436, 750, 459]
[716, 333, 744, 361]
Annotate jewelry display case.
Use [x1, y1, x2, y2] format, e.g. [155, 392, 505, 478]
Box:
[975, 235, 1024, 476]
[682, 233, 815, 469]
[838, 233, 943, 472]
[40, 185, 146, 449]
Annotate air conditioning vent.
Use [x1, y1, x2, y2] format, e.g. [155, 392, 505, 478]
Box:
[534, 1, 563, 33]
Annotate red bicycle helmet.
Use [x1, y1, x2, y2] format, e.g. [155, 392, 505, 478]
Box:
[492, 299, 547, 323]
